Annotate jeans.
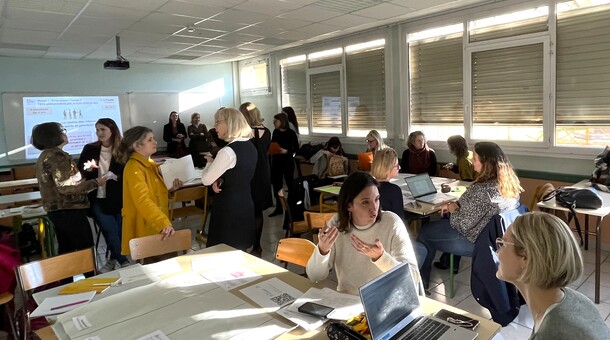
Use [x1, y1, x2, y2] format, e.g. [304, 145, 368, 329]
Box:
[417, 218, 474, 288]
[91, 202, 128, 263]
[413, 240, 428, 270]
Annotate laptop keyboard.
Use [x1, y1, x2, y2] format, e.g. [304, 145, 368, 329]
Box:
[400, 317, 450, 340]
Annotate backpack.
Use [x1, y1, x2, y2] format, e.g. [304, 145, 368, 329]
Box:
[326, 154, 346, 177]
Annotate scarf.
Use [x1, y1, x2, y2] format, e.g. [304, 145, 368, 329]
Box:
[408, 144, 433, 174]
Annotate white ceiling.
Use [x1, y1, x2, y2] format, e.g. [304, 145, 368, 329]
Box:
[0, 0, 491, 65]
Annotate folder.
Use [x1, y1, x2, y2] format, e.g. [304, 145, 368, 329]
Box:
[58, 277, 120, 295]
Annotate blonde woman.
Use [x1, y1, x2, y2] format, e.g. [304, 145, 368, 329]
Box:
[365, 129, 386, 155]
[201, 108, 256, 251]
[371, 148, 404, 219]
[497, 212, 609, 339]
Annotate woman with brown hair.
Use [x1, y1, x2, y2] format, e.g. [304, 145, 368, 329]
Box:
[268, 113, 299, 217]
[400, 131, 437, 176]
[163, 111, 188, 158]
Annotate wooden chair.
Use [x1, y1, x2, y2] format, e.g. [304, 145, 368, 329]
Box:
[275, 238, 316, 269]
[128, 229, 192, 264]
[277, 189, 310, 238]
[169, 186, 208, 248]
[304, 211, 335, 244]
[14, 248, 97, 338]
[0, 292, 17, 339]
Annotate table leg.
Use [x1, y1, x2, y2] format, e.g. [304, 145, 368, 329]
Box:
[585, 215, 589, 250]
[594, 216, 602, 304]
[319, 192, 324, 213]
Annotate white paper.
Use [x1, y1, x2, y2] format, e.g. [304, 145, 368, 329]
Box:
[159, 155, 197, 189]
[159, 272, 210, 288]
[84, 337, 100, 340]
[31, 291, 96, 317]
[200, 265, 262, 290]
[239, 277, 303, 311]
[119, 265, 158, 284]
[136, 330, 170, 340]
[145, 258, 183, 277]
[191, 251, 245, 272]
[72, 315, 92, 331]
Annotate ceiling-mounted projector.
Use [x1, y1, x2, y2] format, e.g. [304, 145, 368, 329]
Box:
[104, 36, 129, 70]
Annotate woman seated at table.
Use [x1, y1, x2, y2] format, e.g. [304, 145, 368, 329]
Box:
[32, 122, 106, 255]
[400, 131, 437, 176]
[417, 142, 521, 289]
[306, 172, 422, 295]
[310, 136, 348, 180]
[442, 135, 475, 181]
[119, 126, 182, 256]
[497, 212, 610, 339]
[370, 148, 404, 220]
[365, 130, 387, 156]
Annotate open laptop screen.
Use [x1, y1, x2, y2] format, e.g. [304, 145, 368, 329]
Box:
[360, 262, 420, 339]
[405, 174, 436, 198]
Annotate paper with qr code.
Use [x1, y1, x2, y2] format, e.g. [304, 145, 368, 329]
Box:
[239, 277, 304, 311]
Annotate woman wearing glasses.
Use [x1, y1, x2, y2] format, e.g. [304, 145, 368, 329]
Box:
[365, 130, 386, 155]
[497, 212, 609, 339]
[370, 148, 404, 220]
[32, 122, 107, 255]
[416, 142, 522, 289]
[400, 131, 437, 176]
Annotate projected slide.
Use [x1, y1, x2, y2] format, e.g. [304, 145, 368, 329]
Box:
[23, 96, 122, 159]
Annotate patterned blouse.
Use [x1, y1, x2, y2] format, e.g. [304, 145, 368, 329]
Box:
[450, 180, 519, 243]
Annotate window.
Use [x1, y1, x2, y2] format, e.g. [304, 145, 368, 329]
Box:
[239, 58, 270, 96]
[408, 24, 464, 140]
[279, 38, 386, 138]
[556, 1, 610, 147]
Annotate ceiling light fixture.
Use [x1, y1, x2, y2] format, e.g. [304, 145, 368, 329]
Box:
[187, 26, 195, 33]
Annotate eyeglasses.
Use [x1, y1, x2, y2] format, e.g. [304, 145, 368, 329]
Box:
[496, 237, 515, 250]
[393, 163, 400, 169]
[214, 119, 224, 126]
[365, 139, 375, 143]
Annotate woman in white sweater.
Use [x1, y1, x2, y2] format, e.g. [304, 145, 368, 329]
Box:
[306, 172, 422, 295]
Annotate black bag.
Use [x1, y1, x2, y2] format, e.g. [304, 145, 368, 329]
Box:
[591, 146, 610, 186]
[542, 187, 603, 245]
[297, 143, 324, 160]
[326, 322, 366, 340]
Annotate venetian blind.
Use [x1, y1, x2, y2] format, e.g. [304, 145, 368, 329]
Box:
[310, 71, 342, 134]
[280, 59, 309, 133]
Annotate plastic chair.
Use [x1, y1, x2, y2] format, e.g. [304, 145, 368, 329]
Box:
[277, 189, 310, 238]
[128, 229, 192, 264]
[304, 211, 335, 244]
[275, 238, 316, 269]
[14, 248, 97, 337]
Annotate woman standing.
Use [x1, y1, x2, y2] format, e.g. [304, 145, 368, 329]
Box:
[239, 102, 273, 256]
[187, 112, 210, 168]
[443, 135, 475, 181]
[201, 108, 257, 251]
[306, 172, 421, 295]
[417, 142, 522, 289]
[120, 126, 182, 255]
[370, 148, 405, 220]
[32, 122, 106, 255]
[400, 131, 437, 176]
[282, 106, 300, 144]
[268, 113, 299, 217]
[78, 118, 129, 272]
[497, 212, 610, 339]
[163, 111, 188, 158]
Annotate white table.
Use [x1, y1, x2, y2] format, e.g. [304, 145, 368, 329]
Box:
[537, 180, 610, 304]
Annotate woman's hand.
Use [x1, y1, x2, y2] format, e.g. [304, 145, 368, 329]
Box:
[440, 201, 459, 215]
[443, 162, 454, 170]
[280, 148, 288, 154]
[95, 177, 109, 186]
[177, 134, 184, 139]
[318, 224, 339, 255]
[170, 178, 183, 191]
[212, 178, 223, 193]
[204, 154, 214, 163]
[351, 235, 384, 262]
[160, 226, 175, 240]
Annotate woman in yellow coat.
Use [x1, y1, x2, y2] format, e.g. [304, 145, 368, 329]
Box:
[119, 126, 182, 255]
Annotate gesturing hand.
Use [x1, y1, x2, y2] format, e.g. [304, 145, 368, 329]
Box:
[317, 224, 339, 255]
[351, 235, 384, 262]
[160, 226, 175, 240]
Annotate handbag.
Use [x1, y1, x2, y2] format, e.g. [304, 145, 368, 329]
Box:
[326, 321, 367, 340]
[542, 187, 603, 245]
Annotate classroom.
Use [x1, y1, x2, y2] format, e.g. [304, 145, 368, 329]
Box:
[1, 0, 609, 339]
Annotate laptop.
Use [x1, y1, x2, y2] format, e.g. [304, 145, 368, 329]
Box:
[359, 262, 478, 340]
[404, 174, 457, 206]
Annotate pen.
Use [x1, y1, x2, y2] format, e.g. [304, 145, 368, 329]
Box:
[50, 299, 89, 311]
[92, 283, 111, 286]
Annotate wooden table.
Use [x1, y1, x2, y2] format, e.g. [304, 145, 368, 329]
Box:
[537, 180, 610, 303]
[313, 184, 341, 212]
[0, 190, 42, 208]
[36, 244, 500, 340]
[0, 177, 38, 189]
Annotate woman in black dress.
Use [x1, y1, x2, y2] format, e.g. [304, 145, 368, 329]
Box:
[268, 113, 299, 217]
[187, 112, 210, 167]
[163, 111, 188, 158]
[200, 108, 256, 251]
[239, 102, 272, 256]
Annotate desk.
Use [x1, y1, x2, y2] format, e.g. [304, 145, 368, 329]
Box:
[0, 191, 42, 208]
[0, 177, 38, 189]
[37, 244, 500, 340]
[313, 185, 341, 212]
[537, 180, 610, 304]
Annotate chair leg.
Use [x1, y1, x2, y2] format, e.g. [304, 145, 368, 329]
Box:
[449, 254, 455, 298]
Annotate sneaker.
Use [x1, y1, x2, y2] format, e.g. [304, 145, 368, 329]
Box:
[99, 259, 119, 273]
[119, 261, 131, 268]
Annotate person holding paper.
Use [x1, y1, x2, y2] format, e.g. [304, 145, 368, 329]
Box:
[32, 122, 107, 255]
[268, 113, 299, 217]
[119, 126, 182, 255]
[201, 108, 256, 251]
[78, 118, 129, 272]
[163, 111, 188, 159]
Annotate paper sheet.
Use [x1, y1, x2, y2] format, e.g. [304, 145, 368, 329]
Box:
[239, 277, 303, 311]
[191, 251, 246, 272]
[200, 265, 262, 290]
[31, 291, 96, 317]
[159, 155, 197, 189]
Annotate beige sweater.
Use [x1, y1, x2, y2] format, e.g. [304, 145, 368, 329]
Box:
[306, 211, 421, 295]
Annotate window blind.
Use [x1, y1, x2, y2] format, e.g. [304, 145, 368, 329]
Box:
[556, 5, 610, 125]
[280, 61, 309, 133]
[310, 71, 342, 133]
[470, 16, 548, 42]
[346, 47, 386, 135]
[409, 35, 463, 124]
[472, 43, 544, 124]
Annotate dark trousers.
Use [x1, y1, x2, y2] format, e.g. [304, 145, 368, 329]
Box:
[271, 156, 295, 207]
[47, 209, 94, 255]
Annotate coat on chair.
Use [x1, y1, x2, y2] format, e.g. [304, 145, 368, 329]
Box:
[471, 205, 528, 326]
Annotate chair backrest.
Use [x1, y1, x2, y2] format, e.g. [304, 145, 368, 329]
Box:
[529, 183, 556, 212]
[15, 248, 96, 292]
[11, 165, 36, 180]
[129, 229, 191, 262]
[275, 238, 316, 268]
[304, 211, 335, 244]
[169, 186, 208, 221]
[172, 186, 207, 203]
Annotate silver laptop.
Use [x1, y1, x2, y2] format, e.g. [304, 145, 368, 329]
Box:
[359, 262, 478, 340]
[404, 174, 456, 206]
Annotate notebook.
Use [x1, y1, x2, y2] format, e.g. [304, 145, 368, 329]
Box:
[404, 174, 457, 206]
[359, 262, 478, 340]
